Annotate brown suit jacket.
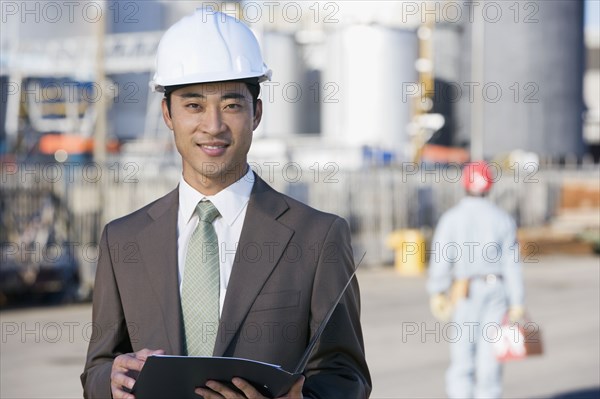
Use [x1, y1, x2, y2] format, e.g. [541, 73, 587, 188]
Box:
[81, 175, 371, 398]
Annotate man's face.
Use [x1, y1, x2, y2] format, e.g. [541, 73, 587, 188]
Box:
[162, 81, 262, 194]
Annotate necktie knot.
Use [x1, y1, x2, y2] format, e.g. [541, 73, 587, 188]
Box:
[196, 201, 220, 223]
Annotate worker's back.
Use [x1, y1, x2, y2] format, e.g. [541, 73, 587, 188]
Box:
[427, 196, 520, 292]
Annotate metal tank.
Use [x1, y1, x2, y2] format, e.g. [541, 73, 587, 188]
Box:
[430, 21, 464, 147]
[469, 0, 585, 159]
[258, 30, 306, 137]
[322, 25, 419, 158]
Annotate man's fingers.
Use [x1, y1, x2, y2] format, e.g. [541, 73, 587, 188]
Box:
[111, 384, 135, 399]
[194, 387, 223, 399]
[111, 373, 136, 399]
[136, 348, 165, 361]
[288, 376, 305, 395]
[291, 376, 305, 397]
[114, 348, 164, 372]
[110, 348, 165, 399]
[110, 369, 137, 390]
[232, 377, 264, 399]
[205, 380, 246, 399]
[115, 354, 145, 372]
[276, 376, 305, 399]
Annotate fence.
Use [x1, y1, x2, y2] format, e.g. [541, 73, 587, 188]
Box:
[2, 162, 598, 283]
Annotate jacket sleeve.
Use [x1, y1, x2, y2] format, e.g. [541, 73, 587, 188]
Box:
[303, 217, 372, 399]
[80, 225, 133, 399]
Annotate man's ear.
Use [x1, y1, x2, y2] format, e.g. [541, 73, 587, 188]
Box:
[161, 98, 174, 131]
[252, 99, 263, 131]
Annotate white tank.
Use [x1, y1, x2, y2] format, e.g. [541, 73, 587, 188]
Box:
[258, 31, 305, 137]
[322, 25, 418, 156]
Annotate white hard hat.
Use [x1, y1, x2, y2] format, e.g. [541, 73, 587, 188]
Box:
[150, 8, 272, 93]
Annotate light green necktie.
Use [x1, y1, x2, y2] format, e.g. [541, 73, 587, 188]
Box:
[182, 200, 220, 356]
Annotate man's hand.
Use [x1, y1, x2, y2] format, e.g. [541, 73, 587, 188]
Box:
[111, 348, 165, 399]
[195, 375, 305, 399]
[508, 305, 526, 323]
[429, 293, 452, 322]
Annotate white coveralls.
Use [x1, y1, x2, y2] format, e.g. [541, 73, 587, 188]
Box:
[427, 196, 525, 398]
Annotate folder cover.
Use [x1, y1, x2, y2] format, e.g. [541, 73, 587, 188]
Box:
[132, 355, 300, 398]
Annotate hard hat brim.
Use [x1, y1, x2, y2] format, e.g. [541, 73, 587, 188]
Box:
[150, 69, 271, 93]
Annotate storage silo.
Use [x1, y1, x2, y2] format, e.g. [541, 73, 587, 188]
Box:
[259, 31, 306, 137]
[430, 22, 463, 147]
[322, 25, 419, 157]
[475, 0, 585, 159]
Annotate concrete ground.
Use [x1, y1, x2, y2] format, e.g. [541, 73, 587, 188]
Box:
[1, 255, 598, 398]
[361, 254, 600, 398]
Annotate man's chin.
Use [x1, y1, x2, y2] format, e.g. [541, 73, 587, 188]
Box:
[192, 163, 247, 184]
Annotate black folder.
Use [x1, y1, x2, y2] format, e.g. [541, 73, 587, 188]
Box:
[132, 254, 364, 398]
[132, 356, 299, 398]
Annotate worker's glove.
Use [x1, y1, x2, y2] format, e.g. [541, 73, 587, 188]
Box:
[430, 293, 453, 322]
[508, 305, 525, 323]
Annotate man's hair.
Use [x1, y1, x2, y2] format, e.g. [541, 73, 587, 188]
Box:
[164, 78, 261, 117]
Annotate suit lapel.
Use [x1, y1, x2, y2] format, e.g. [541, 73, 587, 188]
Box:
[214, 175, 293, 356]
[136, 188, 183, 355]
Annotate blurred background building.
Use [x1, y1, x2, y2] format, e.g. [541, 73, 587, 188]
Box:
[1, 1, 599, 300]
[2, 0, 598, 165]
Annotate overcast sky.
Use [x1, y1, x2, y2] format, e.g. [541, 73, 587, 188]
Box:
[586, 0, 600, 29]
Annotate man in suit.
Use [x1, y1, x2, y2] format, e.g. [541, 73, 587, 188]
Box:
[81, 9, 371, 399]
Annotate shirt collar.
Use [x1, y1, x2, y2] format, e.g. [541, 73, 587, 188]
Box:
[179, 167, 255, 226]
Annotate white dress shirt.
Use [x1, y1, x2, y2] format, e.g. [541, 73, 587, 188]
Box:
[177, 168, 254, 315]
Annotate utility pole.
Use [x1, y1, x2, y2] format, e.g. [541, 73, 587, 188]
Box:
[94, 0, 107, 166]
[93, 0, 107, 230]
[470, 0, 485, 161]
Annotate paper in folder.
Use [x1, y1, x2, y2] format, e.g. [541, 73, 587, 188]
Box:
[132, 254, 364, 399]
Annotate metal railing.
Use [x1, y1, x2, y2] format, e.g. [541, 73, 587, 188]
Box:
[2, 162, 599, 272]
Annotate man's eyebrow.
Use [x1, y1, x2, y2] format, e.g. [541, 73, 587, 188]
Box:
[176, 92, 247, 101]
[221, 93, 247, 101]
[177, 92, 205, 99]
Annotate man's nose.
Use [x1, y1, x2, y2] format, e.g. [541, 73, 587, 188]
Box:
[200, 107, 226, 136]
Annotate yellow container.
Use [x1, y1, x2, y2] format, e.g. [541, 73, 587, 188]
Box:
[386, 229, 426, 275]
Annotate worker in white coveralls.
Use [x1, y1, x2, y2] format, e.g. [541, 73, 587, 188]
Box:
[427, 161, 525, 398]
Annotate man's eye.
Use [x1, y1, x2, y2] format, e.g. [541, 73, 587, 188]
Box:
[225, 103, 242, 110]
[186, 103, 200, 109]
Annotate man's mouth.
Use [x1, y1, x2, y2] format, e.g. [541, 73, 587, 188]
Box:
[198, 142, 229, 156]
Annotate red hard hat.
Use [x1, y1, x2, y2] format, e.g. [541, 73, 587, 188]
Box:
[462, 161, 493, 194]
